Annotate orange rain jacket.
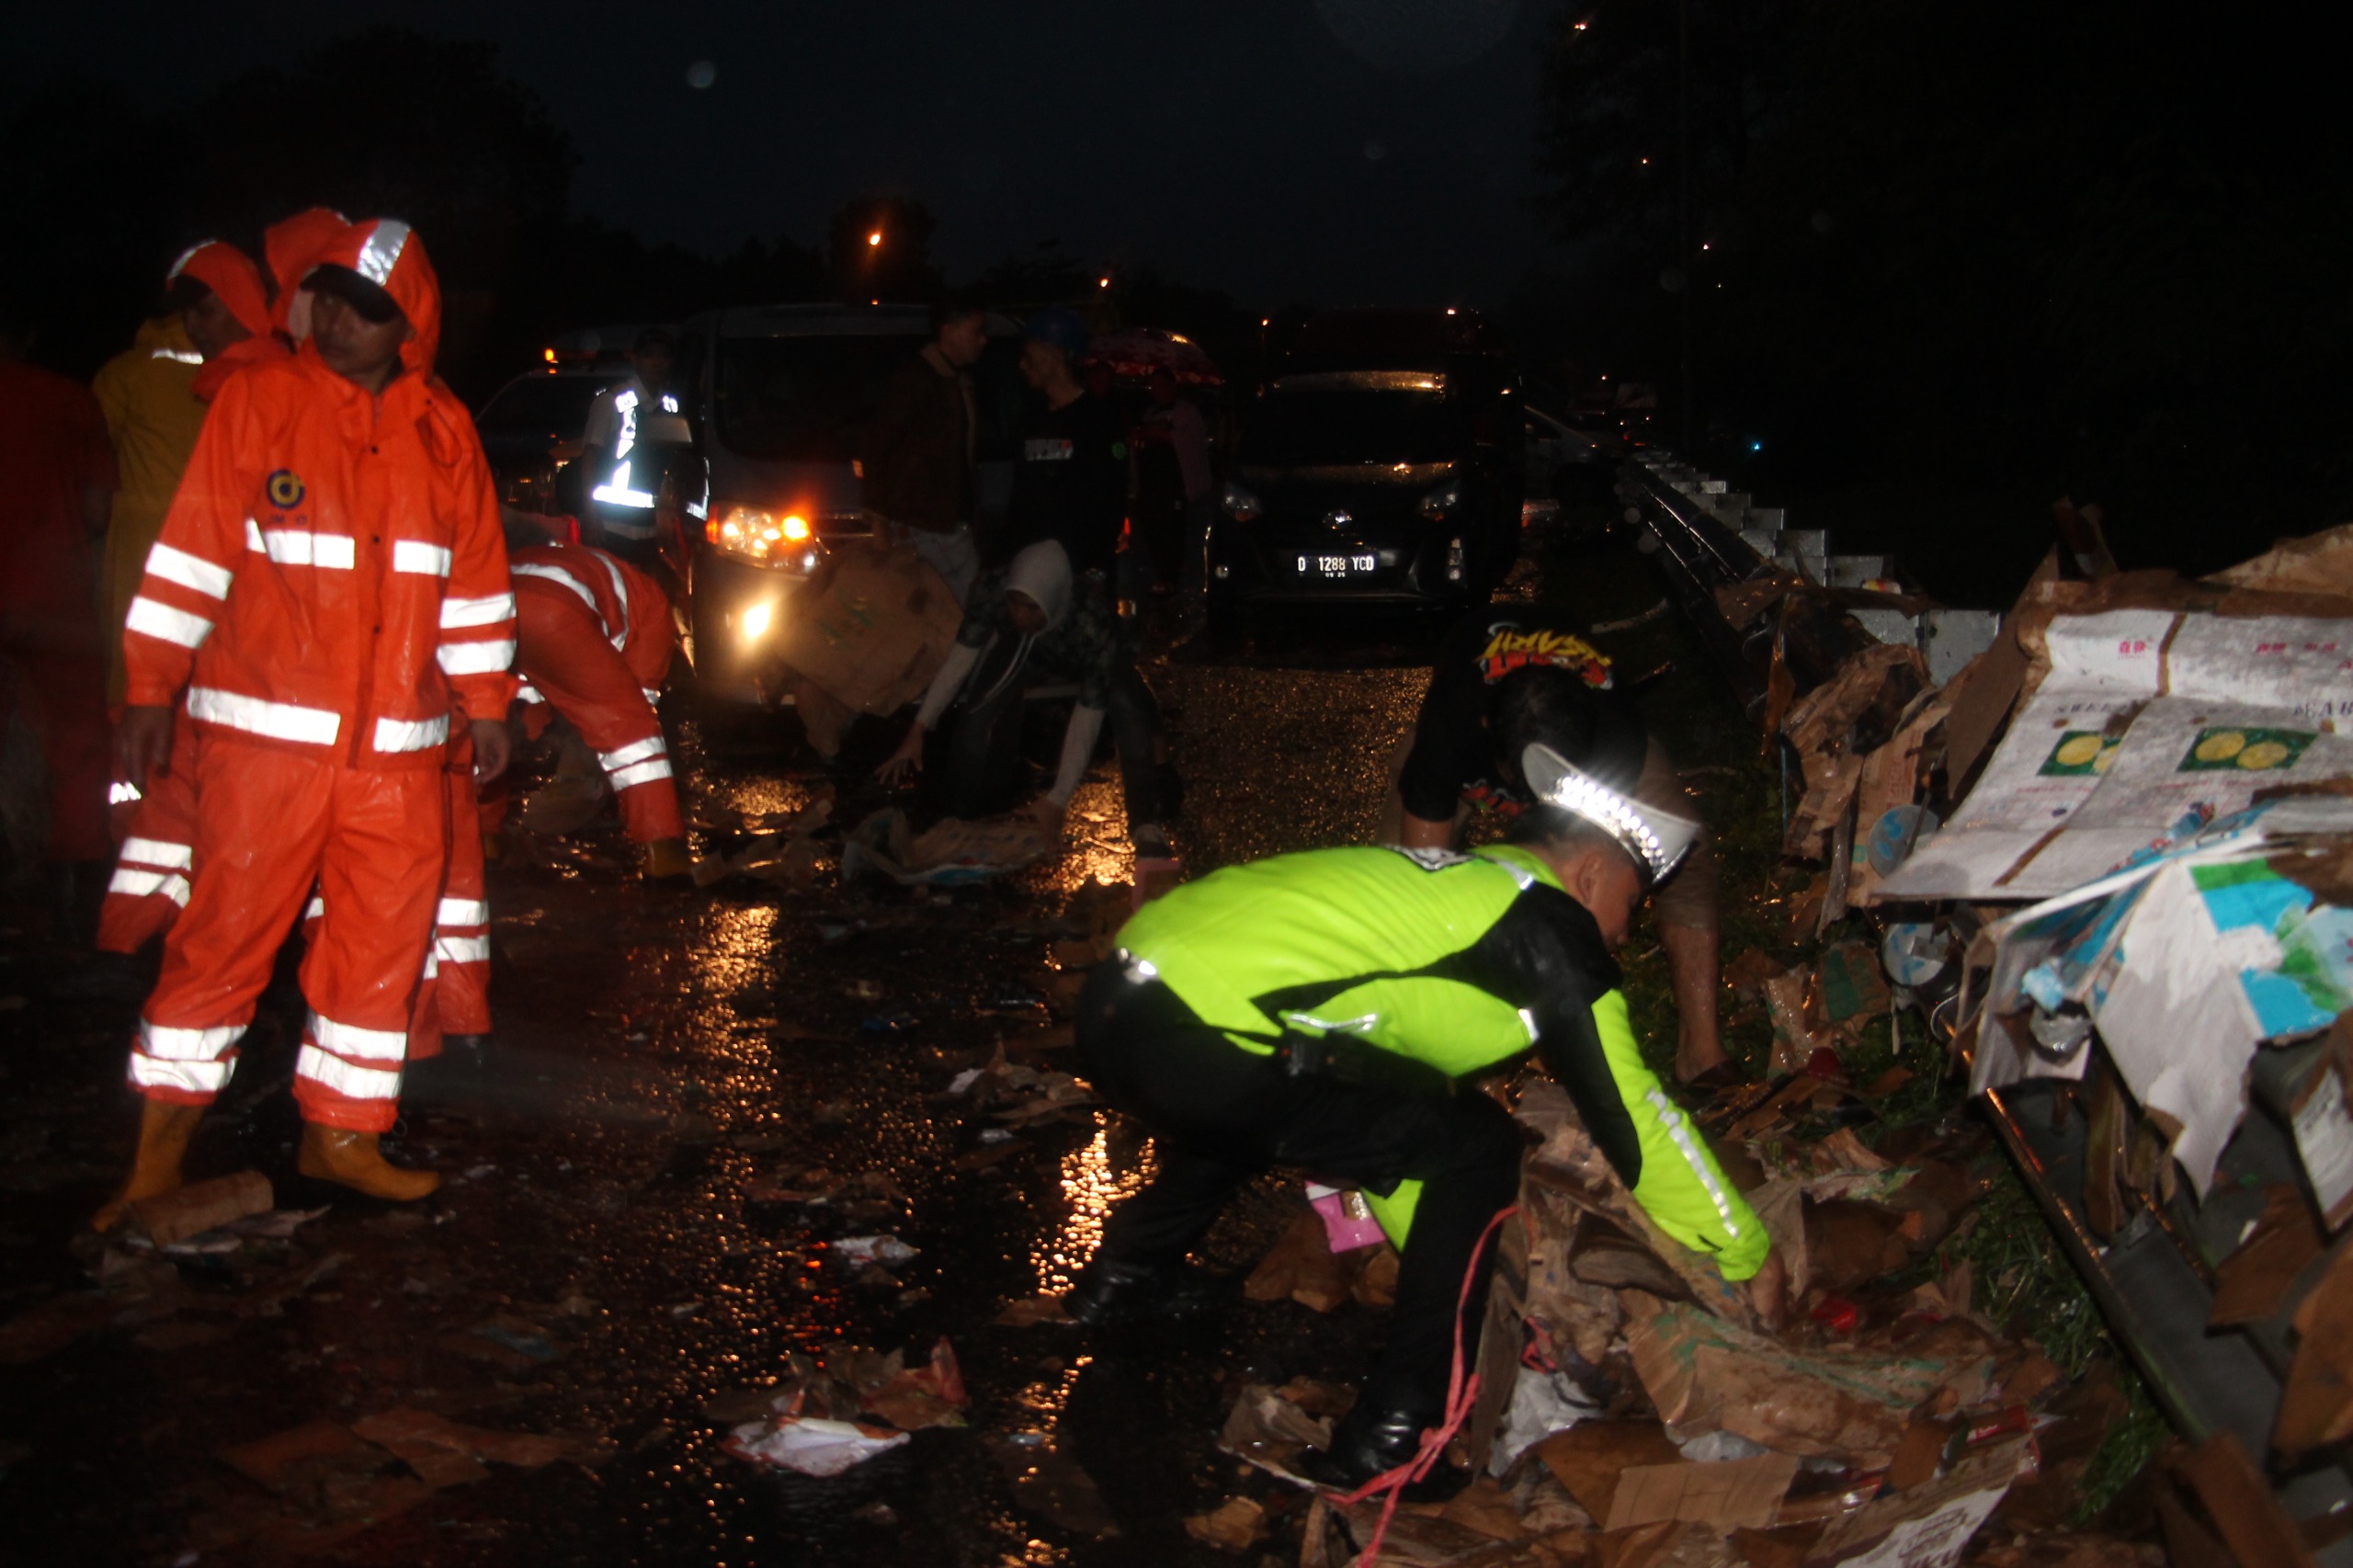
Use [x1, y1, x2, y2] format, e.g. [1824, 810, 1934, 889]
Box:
[120, 218, 515, 767]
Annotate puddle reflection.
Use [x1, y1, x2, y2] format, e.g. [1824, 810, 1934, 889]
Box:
[1030, 1124, 1152, 1297]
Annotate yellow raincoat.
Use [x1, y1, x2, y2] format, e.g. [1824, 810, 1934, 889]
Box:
[93, 316, 207, 701]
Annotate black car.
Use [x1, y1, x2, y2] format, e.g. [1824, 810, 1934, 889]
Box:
[1210, 309, 1524, 612]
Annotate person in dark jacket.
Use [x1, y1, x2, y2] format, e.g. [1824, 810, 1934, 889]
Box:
[860, 297, 987, 601]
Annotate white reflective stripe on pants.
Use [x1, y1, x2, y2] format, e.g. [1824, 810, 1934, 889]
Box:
[128, 1019, 246, 1096]
[610, 757, 675, 791]
[308, 1011, 407, 1062]
[131, 1055, 233, 1094]
[295, 1044, 402, 1102]
[437, 933, 492, 964]
[599, 735, 666, 773]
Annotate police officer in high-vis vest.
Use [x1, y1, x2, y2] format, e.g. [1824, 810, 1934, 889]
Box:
[1065, 683, 1785, 1498]
[578, 326, 679, 567]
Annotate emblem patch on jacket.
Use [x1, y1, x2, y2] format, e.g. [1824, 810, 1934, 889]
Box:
[266, 470, 306, 509]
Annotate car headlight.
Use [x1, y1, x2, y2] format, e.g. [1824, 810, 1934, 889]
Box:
[1222, 481, 1263, 523]
[707, 503, 815, 564]
[1419, 480, 1462, 519]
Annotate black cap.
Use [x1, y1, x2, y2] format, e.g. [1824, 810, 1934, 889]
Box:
[306, 263, 404, 326]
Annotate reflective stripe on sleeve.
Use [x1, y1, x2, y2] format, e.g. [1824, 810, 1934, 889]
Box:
[120, 837, 193, 869]
[146, 541, 234, 598]
[295, 1044, 402, 1101]
[516, 682, 545, 706]
[440, 592, 516, 629]
[309, 1012, 407, 1062]
[437, 934, 492, 964]
[108, 868, 190, 905]
[437, 639, 515, 676]
[131, 1055, 233, 1094]
[1644, 1087, 1742, 1239]
[438, 898, 489, 926]
[610, 757, 675, 790]
[126, 597, 213, 649]
[642, 687, 663, 707]
[139, 1019, 246, 1061]
[393, 540, 453, 576]
[305, 896, 325, 921]
[372, 713, 450, 753]
[188, 687, 341, 744]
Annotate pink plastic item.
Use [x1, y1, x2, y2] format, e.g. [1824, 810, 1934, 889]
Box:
[1306, 1183, 1387, 1253]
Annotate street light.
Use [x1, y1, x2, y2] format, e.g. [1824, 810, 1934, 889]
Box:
[867, 231, 882, 247]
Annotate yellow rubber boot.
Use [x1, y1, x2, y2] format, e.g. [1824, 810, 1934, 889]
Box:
[92, 1098, 206, 1232]
[297, 1125, 441, 1202]
[642, 836, 693, 880]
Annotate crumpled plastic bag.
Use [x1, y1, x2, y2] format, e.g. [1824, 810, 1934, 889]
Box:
[724, 1415, 909, 1476]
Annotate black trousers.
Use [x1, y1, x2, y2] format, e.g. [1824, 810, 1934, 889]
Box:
[1076, 962, 1522, 1413]
[938, 665, 1169, 827]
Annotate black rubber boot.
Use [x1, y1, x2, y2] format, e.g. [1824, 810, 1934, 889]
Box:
[1297, 1388, 1471, 1503]
[1063, 1257, 1227, 1326]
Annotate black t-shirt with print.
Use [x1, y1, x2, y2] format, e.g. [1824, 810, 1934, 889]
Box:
[1005, 392, 1128, 578]
[1397, 607, 1618, 824]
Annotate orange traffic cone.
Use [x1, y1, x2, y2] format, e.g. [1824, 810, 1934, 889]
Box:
[297, 1125, 440, 1202]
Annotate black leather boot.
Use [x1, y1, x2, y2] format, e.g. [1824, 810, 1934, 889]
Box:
[1296, 1388, 1471, 1503]
[1063, 1257, 1227, 1326]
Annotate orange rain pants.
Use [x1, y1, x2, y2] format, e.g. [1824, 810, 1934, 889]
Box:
[98, 719, 200, 954]
[510, 566, 680, 843]
[128, 736, 444, 1132]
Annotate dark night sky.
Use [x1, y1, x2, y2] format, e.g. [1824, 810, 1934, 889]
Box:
[8, 0, 1562, 308]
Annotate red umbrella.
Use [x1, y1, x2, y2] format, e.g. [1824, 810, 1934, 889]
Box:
[1084, 327, 1222, 385]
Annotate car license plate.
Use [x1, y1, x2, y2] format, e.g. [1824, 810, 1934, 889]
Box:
[1299, 552, 1377, 578]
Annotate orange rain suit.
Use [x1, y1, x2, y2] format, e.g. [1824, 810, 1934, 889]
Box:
[98, 240, 290, 948]
[118, 217, 515, 1132]
[505, 540, 680, 843]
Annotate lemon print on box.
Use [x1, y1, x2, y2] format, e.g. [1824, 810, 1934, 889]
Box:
[2178, 726, 2314, 773]
[2040, 731, 2120, 777]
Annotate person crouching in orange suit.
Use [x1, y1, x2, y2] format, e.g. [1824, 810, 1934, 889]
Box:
[494, 533, 688, 878]
[97, 216, 515, 1226]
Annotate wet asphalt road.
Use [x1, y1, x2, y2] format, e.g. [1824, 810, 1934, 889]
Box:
[0, 531, 1696, 1566]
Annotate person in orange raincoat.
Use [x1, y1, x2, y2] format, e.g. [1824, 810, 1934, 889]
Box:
[97, 228, 317, 955]
[92, 241, 279, 704]
[97, 215, 516, 1224]
[497, 527, 688, 876]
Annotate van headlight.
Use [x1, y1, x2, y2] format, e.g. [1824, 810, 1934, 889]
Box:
[707, 504, 814, 564]
[1222, 481, 1263, 523]
[1419, 480, 1462, 519]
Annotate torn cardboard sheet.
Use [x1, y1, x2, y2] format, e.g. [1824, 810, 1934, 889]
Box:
[1879, 608, 2353, 900]
[768, 545, 962, 718]
[1604, 1454, 1800, 1531]
[1801, 1437, 2029, 1568]
[1969, 797, 2353, 1193]
[1625, 1294, 1975, 1465]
